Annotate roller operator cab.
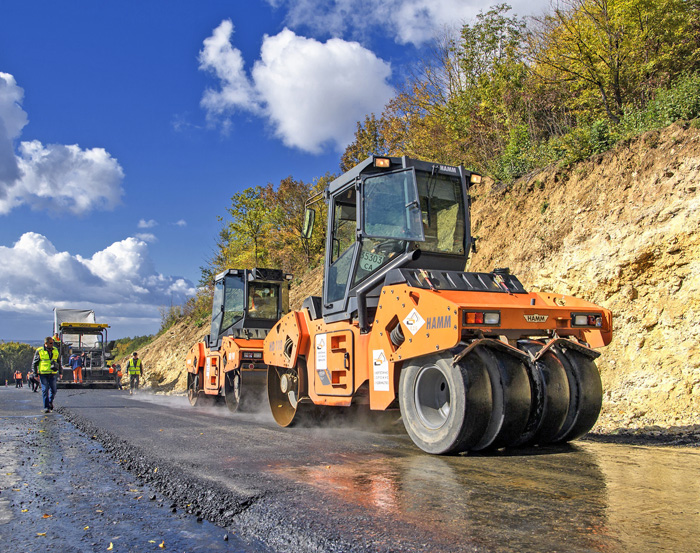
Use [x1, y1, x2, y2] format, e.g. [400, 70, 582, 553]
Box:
[185, 268, 293, 411]
[263, 155, 612, 454]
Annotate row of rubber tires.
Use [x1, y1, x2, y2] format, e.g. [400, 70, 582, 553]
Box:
[189, 340, 602, 456]
[399, 340, 603, 454]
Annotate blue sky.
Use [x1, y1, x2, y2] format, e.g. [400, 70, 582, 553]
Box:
[0, 0, 548, 340]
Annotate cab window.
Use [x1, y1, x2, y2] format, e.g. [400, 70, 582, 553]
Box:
[248, 283, 279, 319]
[326, 187, 357, 303]
[417, 173, 465, 254]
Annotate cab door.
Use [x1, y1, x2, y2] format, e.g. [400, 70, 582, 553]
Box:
[312, 330, 354, 397]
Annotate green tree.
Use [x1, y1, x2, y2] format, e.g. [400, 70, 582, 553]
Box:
[112, 336, 153, 360]
[528, 0, 700, 123]
[264, 174, 331, 273]
[368, 4, 532, 175]
[340, 114, 393, 172]
[0, 342, 36, 383]
[225, 185, 273, 267]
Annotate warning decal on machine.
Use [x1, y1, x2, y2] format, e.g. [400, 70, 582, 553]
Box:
[372, 349, 390, 392]
[403, 308, 425, 335]
[315, 335, 330, 386]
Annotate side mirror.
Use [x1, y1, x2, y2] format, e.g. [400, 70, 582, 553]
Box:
[302, 208, 315, 239]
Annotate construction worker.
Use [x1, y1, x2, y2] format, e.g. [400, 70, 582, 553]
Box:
[14, 369, 23, 388]
[28, 367, 40, 392]
[68, 351, 84, 384]
[32, 336, 60, 413]
[110, 362, 124, 390]
[126, 352, 143, 395]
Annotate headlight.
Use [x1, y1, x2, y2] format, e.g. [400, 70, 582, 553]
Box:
[571, 313, 603, 327]
[484, 312, 501, 325]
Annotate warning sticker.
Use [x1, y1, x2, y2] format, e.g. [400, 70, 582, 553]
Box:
[403, 308, 425, 335]
[315, 335, 330, 386]
[372, 349, 390, 392]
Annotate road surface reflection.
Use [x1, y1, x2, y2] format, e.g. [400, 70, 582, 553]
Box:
[275, 442, 700, 552]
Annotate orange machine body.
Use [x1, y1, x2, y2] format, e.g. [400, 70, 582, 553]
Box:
[262, 155, 611, 453]
[185, 335, 266, 396]
[264, 280, 611, 411]
[184, 267, 292, 409]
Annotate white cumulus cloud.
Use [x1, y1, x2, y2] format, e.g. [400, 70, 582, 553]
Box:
[0, 72, 124, 216]
[199, 21, 394, 153]
[266, 0, 478, 45]
[199, 20, 261, 121]
[0, 232, 196, 337]
[0, 72, 27, 188]
[266, 0, 549, 46]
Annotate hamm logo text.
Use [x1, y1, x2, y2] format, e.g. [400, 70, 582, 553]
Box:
[524, 314, 548, 323]
[427, 315, 451, 330]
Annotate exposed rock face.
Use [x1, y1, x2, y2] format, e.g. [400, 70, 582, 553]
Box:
[469, 123, 700, 432]
[139, 122, 700, 434]
[136, 318, 207, 395]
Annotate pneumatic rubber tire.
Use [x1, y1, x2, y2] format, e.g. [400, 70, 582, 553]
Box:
[224, 369, 241, 413]
[187, 370, 199, 407]
[552, 348, 603, 443]
[472, 347, 532, 451]
[514, 340, 570, 446]
[399, 351, 491, 455]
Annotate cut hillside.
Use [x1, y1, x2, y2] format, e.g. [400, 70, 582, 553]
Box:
[138, 122, 700, 435]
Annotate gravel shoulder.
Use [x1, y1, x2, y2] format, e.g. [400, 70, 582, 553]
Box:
[0, 388, 264, 552]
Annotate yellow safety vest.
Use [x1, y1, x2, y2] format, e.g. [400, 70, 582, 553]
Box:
[127, 359, 142, 375]
[37, 347, 59, 375]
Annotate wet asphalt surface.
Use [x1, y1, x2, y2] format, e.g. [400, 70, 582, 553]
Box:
[1, 386, 699, 553]
[0, 388, 257, 553]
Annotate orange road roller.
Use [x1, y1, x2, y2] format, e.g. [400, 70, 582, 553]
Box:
[185, 268, 292, 411]
[263, 156, 611, 454]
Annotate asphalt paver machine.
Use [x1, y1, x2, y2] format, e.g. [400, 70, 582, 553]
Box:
[54, 308, 118, 389]
[185, 268, 293, 411]
[263, 155, 613, 454]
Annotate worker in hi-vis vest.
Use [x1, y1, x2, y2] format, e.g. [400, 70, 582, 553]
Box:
[127, 351, 144, 395]
[32, 336, 60, 413]
[68, 351, 84, 384]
